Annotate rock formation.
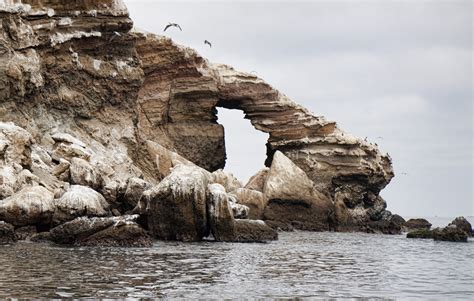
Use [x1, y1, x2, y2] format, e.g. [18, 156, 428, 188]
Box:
[0, 0, 402, 247]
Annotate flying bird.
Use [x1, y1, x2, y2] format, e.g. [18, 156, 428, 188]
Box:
[376, 136, 384, 139]
[164, 23, 182, 32]
[401, 172, 408, 175]
[204, 40, 212, 48]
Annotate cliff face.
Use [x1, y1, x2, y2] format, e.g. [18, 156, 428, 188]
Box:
[0, 0, 398, 236]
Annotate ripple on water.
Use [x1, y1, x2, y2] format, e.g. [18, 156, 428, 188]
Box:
[0, 231, 473, 299]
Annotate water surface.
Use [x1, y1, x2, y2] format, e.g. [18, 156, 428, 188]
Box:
[1, 224, 473, 299]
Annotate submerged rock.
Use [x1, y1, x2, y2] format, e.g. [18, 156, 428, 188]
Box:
[448, 217, 472, 237]
[0, 186, 55, 227]
[0, 221, 17, 244]
[147, 164, 210, 241]
[49, 215, 151, 247]
[405, 218, 432, 231]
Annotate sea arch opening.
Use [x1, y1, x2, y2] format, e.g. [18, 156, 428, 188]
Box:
[216, 107, 269, 184]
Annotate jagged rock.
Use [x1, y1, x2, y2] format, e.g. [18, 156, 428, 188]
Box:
[0, 164, 40, 199]
[448, 217, 472, 237]
[407, 229, 433, 239]
[207, 184, 235, 242]
[69, 158, 104, 190]
[233, 220, 278, 243]
[229, 188, 265, 220]
[433, 226, 468, 242]
[147, 164, 210, 241]
[49, 215, 151, 247]
[405, 218, 432, 231]
[244, 168, 269, 192]
[52, 185, 110, 224]
[210, 169, 242, 193]
[0, 221, 17, 244]
[262, 151, 334, 231]
[0, 186, 54, 226]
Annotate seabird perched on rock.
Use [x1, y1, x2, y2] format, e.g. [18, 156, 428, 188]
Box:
[204, 40, 212, 48]
[164, 22, 182, 32]
[109, 31, 121, 42]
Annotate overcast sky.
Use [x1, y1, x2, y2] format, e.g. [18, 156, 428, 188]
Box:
[124, 0, 473, 218]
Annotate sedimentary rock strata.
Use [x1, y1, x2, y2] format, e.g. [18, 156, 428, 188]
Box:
[0, 0, 402, 246]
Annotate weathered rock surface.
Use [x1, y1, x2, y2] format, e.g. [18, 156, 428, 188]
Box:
[70, 158, 104, 191]
[0, 186, 54, 226]
[244, 168, 269, 192]
[0, 221, 17, 244]
[405, 218, 432, 231]
[448, 217, 472, 237]
[53, 185, 110, 224]
[207, 183, 235, 242]
[49, 215, 151, 247]
[147, 164, 210, 241]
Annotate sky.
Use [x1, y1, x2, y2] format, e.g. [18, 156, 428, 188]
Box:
[124, 0, 473, 218]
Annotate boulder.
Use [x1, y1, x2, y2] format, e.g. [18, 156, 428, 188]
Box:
[70, 158, 104, 190]
[207, 184, 235, 242]
[229, 188, 265, 219]
[51, 133, 92, 162]
[448, 217, 472, 236]
[0, 186, 55, 226]
[262, 151, 334, 231]
[433, 226, 468, 242]
[407, 229, 433, 239]
[233, 219, 278, 243]
[0, 221, 17, 244]
[244, 168, 269, 192]
[405, 218, 432, 230]
[227, 194, 250, 219]
[210, 169, 243, 192]
[49, 215, 151, 247]
[147, 164, 210, 241]
[52, 185, 110, 224]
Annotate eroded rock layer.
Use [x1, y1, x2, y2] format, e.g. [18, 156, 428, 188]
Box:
[0, 0, 398, 238]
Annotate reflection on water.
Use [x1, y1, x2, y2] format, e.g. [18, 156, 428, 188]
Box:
[0, 231, 473, 299]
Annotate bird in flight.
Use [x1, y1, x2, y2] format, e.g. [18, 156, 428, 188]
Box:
[401, 172, 408, 175]
[204, 40, 212, 48]
[376, 136, 384, 139]
[164, 23, 182, 32]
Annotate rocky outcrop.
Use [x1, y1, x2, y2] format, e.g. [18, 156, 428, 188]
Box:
[207, 183, 236, 242]
[407, 229, 433, 239]
[0, 221, 16, 244]
[0, 0, 401, 243]
[448, 217, 472, 237]
[405, 218, 432, 231]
